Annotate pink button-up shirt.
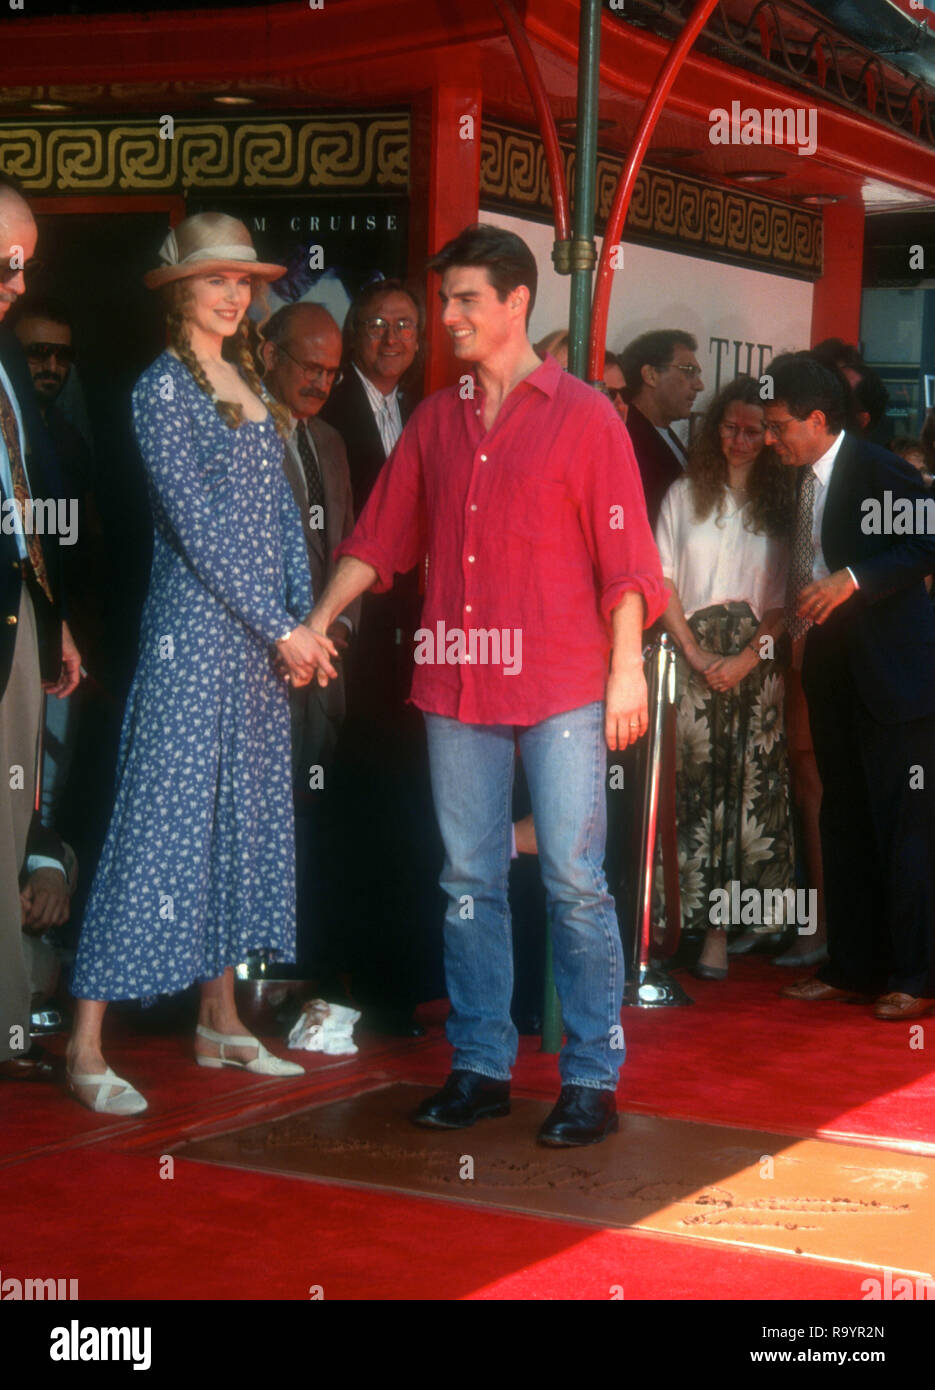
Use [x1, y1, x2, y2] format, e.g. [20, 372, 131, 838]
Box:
[335, 354, 666, 725]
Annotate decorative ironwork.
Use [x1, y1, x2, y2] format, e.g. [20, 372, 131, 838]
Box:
[0, 114, 410, 194]
[481, 121, 822, 277]
[613, 0, 935, 152]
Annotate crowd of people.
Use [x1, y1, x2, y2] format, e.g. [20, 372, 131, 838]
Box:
[3, 180, 935, 1147]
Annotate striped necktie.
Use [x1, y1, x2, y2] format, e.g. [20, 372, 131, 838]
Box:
[786, 465, 816, 642]
[0, 375, 53, 603]
[296, 422, 326, 531]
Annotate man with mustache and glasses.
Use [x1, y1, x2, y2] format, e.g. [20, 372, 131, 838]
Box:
[262, 302, 358, 996]
[0, 183, 81, 1084]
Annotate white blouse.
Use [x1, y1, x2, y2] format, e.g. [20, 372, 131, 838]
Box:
[655, 476, 789, 620]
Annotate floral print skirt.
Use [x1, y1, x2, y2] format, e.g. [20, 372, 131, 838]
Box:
[655, 602, 795, 938]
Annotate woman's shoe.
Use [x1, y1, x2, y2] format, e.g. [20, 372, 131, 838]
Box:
[67, 1066, 148, 1116]
[195, 1025, 304, 1077]
[691, 962, 728, 981]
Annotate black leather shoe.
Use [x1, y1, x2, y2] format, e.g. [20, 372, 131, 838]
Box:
[411, 1069, 510, 1129]
[0, 1043, 64, 1083]
[537, 1085, 618, 1147]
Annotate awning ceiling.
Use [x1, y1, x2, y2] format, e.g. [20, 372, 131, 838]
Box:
[0, 0, 933, 215]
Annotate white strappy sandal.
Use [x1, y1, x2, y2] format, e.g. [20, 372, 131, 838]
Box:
[67, 1066, 148, 1116]
[195, 1025, 304, 1077]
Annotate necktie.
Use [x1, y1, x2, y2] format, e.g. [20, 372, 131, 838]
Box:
[377, 395, 401, 458]
[0, 375, 53, 603]
[296, 423, 326, 532]
[786, 465, 816, 642]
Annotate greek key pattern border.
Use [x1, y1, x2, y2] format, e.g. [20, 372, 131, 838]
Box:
[480, 121, 822, 279]
[0, 113, 410, 194]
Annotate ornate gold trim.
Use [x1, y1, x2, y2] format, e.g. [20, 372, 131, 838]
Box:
[480, 121, 822, 279]
[0, 113, 410, 194]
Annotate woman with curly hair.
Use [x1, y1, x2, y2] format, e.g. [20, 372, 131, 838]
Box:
[655, 375, 796, 979]
[66, 214, 337, 1113]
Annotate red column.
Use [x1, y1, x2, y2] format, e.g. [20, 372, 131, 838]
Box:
[408, 80, 482, 395]
[810, 200, 865, 348]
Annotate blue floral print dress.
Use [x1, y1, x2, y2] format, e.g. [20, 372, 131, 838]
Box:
[71, 352, 312, 1000]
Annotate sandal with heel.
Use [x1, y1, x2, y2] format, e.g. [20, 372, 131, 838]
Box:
[67, 1066, 148, 1115]
[195, 1024, 304, 1077]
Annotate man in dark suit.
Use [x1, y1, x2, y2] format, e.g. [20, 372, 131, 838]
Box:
[262, 303, 359, 986]
[766, 353, 935, 1020]
[0, 184, 80, 1081]
[320, 280, 442, 1034]
[618, 329, 704, 527]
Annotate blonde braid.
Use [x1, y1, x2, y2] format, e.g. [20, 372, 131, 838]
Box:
[230, 317, 292, 440]
[164, 286, 243, 429]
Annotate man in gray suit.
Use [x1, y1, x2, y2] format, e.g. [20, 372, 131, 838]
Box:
[262, 303, 359, 985]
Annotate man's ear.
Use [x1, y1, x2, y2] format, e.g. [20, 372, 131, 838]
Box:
[641, 362, 656, 390]
[855, 410, 871, 433]
[259, 340, 275, 375]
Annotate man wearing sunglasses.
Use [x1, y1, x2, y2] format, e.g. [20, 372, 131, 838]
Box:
[12, 303, 75, 415]
[0, 183, 81, 1083]
[619, 329, 705, 528]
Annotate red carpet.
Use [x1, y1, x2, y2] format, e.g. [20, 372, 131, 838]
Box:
[4, 957, 933, 1299]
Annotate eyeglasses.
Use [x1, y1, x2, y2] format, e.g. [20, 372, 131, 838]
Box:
[720, 422, 764, 442]
[276, 343, 342, 387]
[763, 417, 799, 437]
[24, 342, 75, 366]
[605, 387, 625, 403]
[667, 362, 702, 378]
[362, 316, 417, 341]
[0, 256, 40, 285]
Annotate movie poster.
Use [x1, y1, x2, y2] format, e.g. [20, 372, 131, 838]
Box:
[186, 195, 410, 330]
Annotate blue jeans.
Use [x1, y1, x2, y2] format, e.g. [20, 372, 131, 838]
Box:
[423, 701, 624, 1090]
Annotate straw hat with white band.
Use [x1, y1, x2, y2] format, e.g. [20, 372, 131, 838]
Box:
[144, 212, 286, 290]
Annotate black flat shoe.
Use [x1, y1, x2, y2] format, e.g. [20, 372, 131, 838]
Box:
[537, 1084, 618, 1147]
[411, 1069, 510, 1129]
[691, 962, 728, 981]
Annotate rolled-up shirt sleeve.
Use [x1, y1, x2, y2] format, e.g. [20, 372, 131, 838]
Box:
[334, 412, 427, 592]
[570, 418, 668, 628]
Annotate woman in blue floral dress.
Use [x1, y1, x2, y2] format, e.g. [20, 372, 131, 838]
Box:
[66, 214, 337, 1114]
[655, 377, 797, 980]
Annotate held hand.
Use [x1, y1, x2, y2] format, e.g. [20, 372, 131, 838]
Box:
[21, 868, 71, 932]
[685, 644, 720, 675]
[276, 625, 339, 689]
[42, 620, 82, 698]
[304, 609, 342, 688]
[797, 569, 857, 625]
[605, 664, 649, 751]
[705, 650, 757, 693]
[326, 621, 350, 657]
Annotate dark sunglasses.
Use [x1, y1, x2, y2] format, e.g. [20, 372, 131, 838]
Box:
[24, 342, 75, 365]
[0, 256, 41, 284]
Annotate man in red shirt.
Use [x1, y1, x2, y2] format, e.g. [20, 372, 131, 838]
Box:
[306, 225, 666, 1145]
